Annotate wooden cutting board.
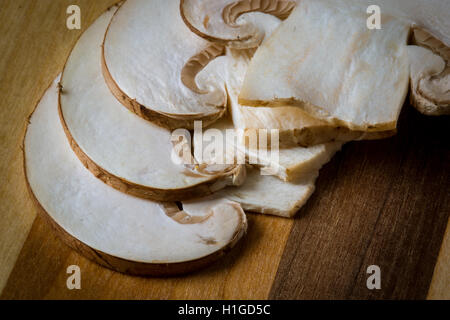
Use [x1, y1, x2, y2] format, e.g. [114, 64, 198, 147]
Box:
[0, 0, 448, 300]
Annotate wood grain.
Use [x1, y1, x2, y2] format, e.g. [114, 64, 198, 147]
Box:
[1, 214, 293, 299]
[270, 107, 450, 299]
[0, 0, 449, 300]
[0, 0, 292, 299]
[0, 0, 120, 293]
[428, 222, 450, 300]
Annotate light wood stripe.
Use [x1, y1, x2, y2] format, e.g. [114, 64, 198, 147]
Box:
[0, 0, 120, 294]
[428, 222, 450, 300]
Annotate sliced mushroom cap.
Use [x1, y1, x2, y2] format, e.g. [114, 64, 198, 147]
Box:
[180, 0, 294, 49]
[239, 0, 411, 132]
[408, 29, 449, 115]
[102, 0, 230, 129]
[60, 5, 245, 202]
[25, 77, 247, 276]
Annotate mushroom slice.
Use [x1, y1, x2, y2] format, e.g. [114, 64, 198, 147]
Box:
[351, 1, 450, 115]
[227, 49, 396, 148]
[235, 106, 397, 148]
[102, 0, 230, 130]
[180, 0, 295, 49]
[60, 6, 244, 202]
[245, 140, 342, 183]
[194, 117, 342, 182]
[218, 167, 318, 218]
[239, 0, 411, 132]
[190, 116, 342, 217]
[370, 0, 450, 47]
[192, 120, 339, 217]
[25, 77, 247, 276]
[408, 29, 450, 115]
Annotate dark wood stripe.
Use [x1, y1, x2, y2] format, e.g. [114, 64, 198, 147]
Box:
[270, 106, 450, 299]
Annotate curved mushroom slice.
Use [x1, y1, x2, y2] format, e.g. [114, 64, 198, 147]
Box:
[102, 0, 229, 130]
[226, 49, 396, 148]
[180, 0, 295, 49]
[408, 29, 450, 115]
[25, 77, 247, 276]
[60, 6, 244, 202]
[239, 0, 411, 132]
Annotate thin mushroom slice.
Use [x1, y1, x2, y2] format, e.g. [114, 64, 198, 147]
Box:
[102, 0, 229, 130]
[239, 0, 411, 132]
[180, 0, 296, 49]
[408, 29, 450, 115]
[60, 6, 245, 202]
[25, 77, 247, 276]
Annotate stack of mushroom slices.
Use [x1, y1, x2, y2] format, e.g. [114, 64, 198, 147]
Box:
[25, 0, 449, 276]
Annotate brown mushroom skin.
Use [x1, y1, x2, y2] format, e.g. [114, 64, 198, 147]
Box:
[181, 44, 226, 94]
[180, 0, 297, 49]
[410, 28, 450, 116]
[101, 0, 229, 130]
[222, 0, 296, 25]
[101, 43, 227, 130]
[58, 95, 245, 202]
[24, 174, 246, 276]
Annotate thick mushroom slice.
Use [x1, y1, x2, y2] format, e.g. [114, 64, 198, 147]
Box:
[102, 0, 229, 129]
[245, 141, 342, 183]
[371, 0, 450, 47]
[59, 6, 245, 202]
[191, 125, 335, 217]
[365, 0, 450, 116]
[180, 0, 295, 49]
[25, 77, 247, 276]
[355, 0, 450, 115]
[408, 29, 450, 115]
[235, 106, 397, 148]
[239, 0, 411, 132]
[192, 117, 342, 182]
[219, 167, 318, 218]
[190, 118, 342, 217]
[226, 49, 396, 148]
